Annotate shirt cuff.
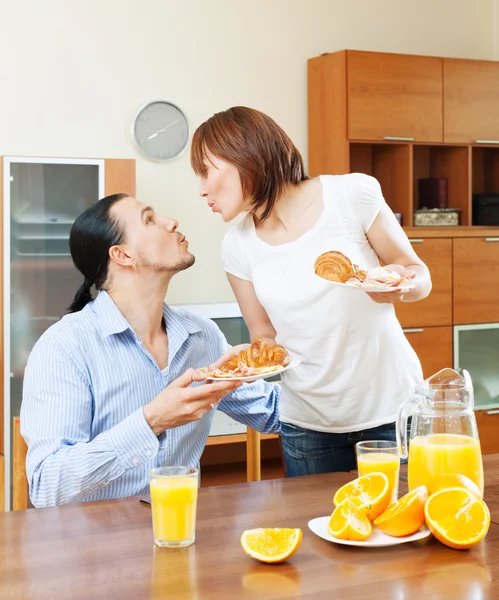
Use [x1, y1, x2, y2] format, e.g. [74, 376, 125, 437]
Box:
[107, 408, 160, 470]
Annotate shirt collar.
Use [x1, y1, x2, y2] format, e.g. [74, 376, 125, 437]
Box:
[93, 291, 202, 343]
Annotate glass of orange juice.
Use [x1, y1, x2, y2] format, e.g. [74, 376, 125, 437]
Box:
[356, 440, 400, 504]
[149, 466, 199, 548]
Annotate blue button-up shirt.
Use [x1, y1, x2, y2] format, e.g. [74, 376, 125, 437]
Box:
[21, 291, 280, 507]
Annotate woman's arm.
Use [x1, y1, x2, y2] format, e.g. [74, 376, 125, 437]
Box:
[227, 273, 277, 340]
[206, 274, 276, 369]
[366, 205, 432, 304]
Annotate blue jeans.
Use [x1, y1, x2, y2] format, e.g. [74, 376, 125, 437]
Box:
[280, 421, 398, 477]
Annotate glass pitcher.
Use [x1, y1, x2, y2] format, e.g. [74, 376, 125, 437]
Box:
[397, 368, 484, 495]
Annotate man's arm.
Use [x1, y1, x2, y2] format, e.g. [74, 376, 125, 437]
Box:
[217, 380, 281, 434]
[21, 338, 241, 507]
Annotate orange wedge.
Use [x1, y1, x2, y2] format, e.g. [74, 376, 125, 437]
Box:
[329, 498, 372, 541]
[374, 486, 428, 537]
[424, 487, 490, 550]
[240, 528, 302, 563]
[427, 473, 482, 499]
[333, 472, 391, 521]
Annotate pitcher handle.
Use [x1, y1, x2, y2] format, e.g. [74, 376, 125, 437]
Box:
[397, 395, 420, 459]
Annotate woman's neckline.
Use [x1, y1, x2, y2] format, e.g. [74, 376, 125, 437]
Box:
[250, 175, 327, 249]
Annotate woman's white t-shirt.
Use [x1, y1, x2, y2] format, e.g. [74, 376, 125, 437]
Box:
[221, 173, 423, 433]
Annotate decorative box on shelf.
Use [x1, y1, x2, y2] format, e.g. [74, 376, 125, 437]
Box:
[414, 208, 461, 227]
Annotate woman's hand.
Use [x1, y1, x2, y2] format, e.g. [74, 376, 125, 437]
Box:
[366, 264, 414, 304]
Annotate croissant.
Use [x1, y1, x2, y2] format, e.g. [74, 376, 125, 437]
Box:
[314, 251, 367, 283]
[219, 338, 290, 373]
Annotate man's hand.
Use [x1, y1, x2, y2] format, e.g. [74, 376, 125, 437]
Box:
[143, 369, 243, 435]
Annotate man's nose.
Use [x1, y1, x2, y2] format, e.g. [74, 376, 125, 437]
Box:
[163, 217, 178, 232]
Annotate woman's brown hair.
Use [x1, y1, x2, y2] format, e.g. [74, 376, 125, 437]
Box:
[190, 106, 308, 221]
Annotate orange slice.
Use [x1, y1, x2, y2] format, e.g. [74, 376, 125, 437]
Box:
[374, 486, 428, 537]
[424, 487, 490, 550]
[333, 472, 391, 521]
[427, 474, 482, 499]
[328, 498, 372, 541]
[240, 528, 302, 563]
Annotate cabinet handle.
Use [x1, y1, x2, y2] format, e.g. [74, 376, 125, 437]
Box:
[409, 239, 424, 243]
[384, 136, 415, 142]
[476, 140, 499, 144]
[485, 238, 499, 242]
[486, 409, 499, 415]
[403, 328, 424, 333]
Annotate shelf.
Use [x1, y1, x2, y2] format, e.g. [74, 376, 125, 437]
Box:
[350, 142, 411, 225]
[413, 145, 471, 225]
[403, 226, 499, 238]
[206, 433, 279, 446]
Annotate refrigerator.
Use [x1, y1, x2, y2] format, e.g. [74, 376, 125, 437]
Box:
[2, 156, 134, 510]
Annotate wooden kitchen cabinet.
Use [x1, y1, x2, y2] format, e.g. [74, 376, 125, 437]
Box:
[443, 58, 499, 144]
[347, 51, 443, 142]
[453, 238, 499, 324]
[404, 326, 453, 379]
[396, 238, 452, 328]
[475, 410, 499, 455]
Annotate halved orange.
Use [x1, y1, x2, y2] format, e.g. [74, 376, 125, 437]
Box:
[328, 498, 372, 541]
[424, 487, 490, 550]
[374, 486, 428, 537]
[333, 472, 391, 521]
[240, 528, 302, 563]
[427, 473, 482, 499]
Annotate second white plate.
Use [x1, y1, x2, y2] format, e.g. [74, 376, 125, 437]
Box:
[308, 516, 431, 548]
[204, 359, 301, 383]
[324, 280, 415, 293]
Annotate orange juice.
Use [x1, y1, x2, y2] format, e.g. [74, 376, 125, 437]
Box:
[150, 476, 198, 547]
[408, 433, 484, 495]
[357, 452, 400, 503]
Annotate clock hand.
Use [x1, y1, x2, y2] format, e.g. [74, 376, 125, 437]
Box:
[147, 120, 180, 140]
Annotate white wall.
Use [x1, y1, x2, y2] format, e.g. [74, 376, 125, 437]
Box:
[0, 0, 494, 304]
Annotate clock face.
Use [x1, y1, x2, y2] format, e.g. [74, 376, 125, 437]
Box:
[133, 101, 189, 161]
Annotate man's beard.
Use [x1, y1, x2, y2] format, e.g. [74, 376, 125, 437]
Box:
[139, 252, 196, 274]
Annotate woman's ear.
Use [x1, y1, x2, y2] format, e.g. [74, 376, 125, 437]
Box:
[108, 245, 134, 269]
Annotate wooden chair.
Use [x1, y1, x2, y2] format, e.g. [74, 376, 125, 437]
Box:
[13, 417, 29, 511]
[246, 381, 283, 483]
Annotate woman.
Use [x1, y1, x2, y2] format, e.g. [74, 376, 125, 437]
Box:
[190, 106, 431, 476]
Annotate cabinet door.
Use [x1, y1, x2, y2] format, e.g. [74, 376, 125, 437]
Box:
[347, 51, 443, 142]
[475, 410, 499, 455]
[443, 58, 499, 144]
[396, 239, 452, 328]
[404, 327, 453, 379]
[454, 238, 499, 324]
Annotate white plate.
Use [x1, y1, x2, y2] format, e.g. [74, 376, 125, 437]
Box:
[324, 280, 415, 293]
[308, 516, 431, 548]
[205, 359, 301, 383]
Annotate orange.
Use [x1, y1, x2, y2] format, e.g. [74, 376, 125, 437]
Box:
[374, 486, 428, 537]
[240, 528, 302, 563]
[424, 487, 490, 550]
[427, 473, 482, 499]
[328, 498, 372, 541]
[333, 472, 391, 521]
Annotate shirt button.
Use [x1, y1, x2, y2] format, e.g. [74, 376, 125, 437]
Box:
[146, 449, 153, 457]
[132, 457, 139, 465]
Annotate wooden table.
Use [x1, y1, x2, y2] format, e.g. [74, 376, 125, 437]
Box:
[1, 459, 499, 599]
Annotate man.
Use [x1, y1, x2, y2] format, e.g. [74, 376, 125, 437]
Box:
[21, 193, 280, 507]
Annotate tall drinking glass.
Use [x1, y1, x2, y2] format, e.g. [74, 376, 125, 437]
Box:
[149, 467, 199, 548]
[356, 440, 400, 504]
